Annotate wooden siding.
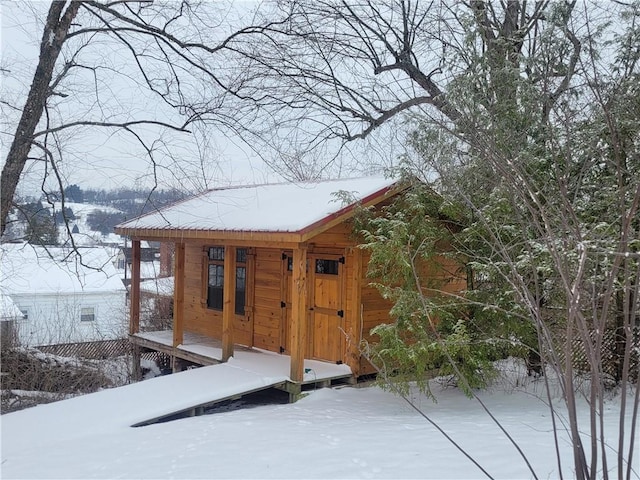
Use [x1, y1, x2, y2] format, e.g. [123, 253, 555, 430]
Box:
[308, 221, 357, 248]
[343, 247, 364, 376]
[356, 250, 468, 375]
[252, 248, 286, 352]
[359, 268, 394, 375]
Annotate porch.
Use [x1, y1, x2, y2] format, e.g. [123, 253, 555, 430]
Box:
[131, 330, 354, 399]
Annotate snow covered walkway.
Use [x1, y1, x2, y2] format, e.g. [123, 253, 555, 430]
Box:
[1, 347, 351, 437]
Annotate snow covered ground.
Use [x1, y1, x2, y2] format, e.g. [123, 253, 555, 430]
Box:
[1, 359, 637, 479]
[55, 201, 124, 247]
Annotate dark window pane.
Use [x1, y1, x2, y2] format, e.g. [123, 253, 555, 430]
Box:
[235, 266, 246, 315]
[80, 307, 95, 322]
[207, 285, 223, 310]
[315, 259, 339, 275]
[208, 247, 224, 261]
[236, 248, 247, 264]
[236, 266, 246, 289]
[207, 264, 224, 310]
[209, 264, 224, 287]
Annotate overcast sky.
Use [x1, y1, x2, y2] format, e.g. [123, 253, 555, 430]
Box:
[1, 1, 409, 201]
[1, 1, 278, 196]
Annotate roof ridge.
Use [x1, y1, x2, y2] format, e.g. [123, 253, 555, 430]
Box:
[207, 175, 389, 192]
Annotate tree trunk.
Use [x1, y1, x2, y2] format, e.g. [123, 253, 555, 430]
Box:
[1, 1, 81, 236]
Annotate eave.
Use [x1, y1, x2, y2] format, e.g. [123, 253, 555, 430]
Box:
[113, 227, 304, 248]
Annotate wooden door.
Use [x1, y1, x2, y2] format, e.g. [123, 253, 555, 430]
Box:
[308, 254, 344, 363]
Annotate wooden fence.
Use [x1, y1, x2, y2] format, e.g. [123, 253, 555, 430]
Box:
[36, 339, 130, 359]
[554, 327, 640, 381]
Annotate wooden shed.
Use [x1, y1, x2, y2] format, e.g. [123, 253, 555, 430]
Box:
[115, 176, 464, 394]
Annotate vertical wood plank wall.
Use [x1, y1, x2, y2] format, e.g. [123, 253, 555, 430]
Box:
[252, 248, 285, 351]
[343, 246, 363, 375]
[356, 251, 468, 376]
[358, 248, 394, 376]
[182, 243, 222, 338]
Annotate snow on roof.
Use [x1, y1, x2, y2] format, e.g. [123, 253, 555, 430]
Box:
[117, 176, 399, 233]
[0, 243, 126, 295]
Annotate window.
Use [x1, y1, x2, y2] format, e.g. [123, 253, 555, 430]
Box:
[235, 265, 246, 315]
[208, 247, 224, 261]
[206, 247, 225, 310]
[315, 259, 339, 275]
[206, 247, 248, 314]
[207, 264, 224, 309]
[80, 307, 95, 322]
[234, 248, 247, 314]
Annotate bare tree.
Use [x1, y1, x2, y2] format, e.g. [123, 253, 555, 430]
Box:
[2, 2, 637, 476]
[1, 0, 286, 237]
[198, 1, 637, 478]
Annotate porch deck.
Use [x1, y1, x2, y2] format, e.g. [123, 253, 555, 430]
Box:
[131, 330, 354, 387]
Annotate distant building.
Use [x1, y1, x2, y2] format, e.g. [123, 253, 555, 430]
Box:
[115, 241, 163, 286]
[0, 243, 127, 347]
[0, 292, 23, 348]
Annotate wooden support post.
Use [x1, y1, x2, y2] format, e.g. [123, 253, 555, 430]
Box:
[289, 246, 308, 383]
[131, 344, 142, 381]
[222, 245, 236, 361]
[347, 247, 363, 376]
[129, 239, 141, 335]
[173, 242, 185, 347]
[172, 355, 183, 373]
[287, 382, 303, 403]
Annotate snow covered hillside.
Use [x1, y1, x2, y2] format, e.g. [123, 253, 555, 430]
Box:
[54, 201, 124, 246]
[1, 359, 637, 479]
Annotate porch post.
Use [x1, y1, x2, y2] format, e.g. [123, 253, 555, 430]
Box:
[289, 245, 308, 383]
[222, 245, 236, 361]
[129, 239, 141, 335]
[173, 242, 185, 347]
[346, 247, 362, 377]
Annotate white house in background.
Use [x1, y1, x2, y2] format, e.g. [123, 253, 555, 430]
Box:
[114, 241, 163, 286]
[0, 292, 23, 321]
[139, 276, 174, 331]
[1, 292, 23, 346]
[0, 243, 127, 347]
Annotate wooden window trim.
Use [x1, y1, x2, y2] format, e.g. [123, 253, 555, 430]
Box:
[202, 246, 252, 318]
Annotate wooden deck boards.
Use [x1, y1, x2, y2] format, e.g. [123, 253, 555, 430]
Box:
[130, 330, 354, 388]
